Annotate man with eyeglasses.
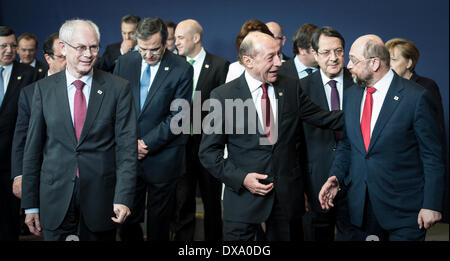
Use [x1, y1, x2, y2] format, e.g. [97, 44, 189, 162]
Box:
[319, 35, 445, 241]
[278, 23, 318, 80]
[266, 21, 290, 62]
[17, 33, 48, 79]
[21, 19, 137, 241]
[0, 25, 37, 240]
[96, 14, 141, 73]
[114, 17, 193, 241]
[299, 26, 355, 241]
[12, 32, 67, 199]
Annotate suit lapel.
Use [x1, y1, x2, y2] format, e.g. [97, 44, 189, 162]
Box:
[312, 72, 330, 110]
[1, 62, 22, 110]
[349, 86, 366, 153]
[77, 69, 105, 147]
[273, 80, 284, 146]
[132, 55, 141, 117]
[367, 74, 403, 152]
[141, 51, 171, 113]
[195, 52, 211, 93]
[54, 71, 77, 147]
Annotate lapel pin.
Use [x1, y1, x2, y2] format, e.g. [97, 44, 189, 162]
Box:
[394, 96, 399, 101]
[164, 67, 169, 71]
[205, 64, 210, 69]
[278, 92, 283, 96]
[38, 68, 43, 73]
[17, 76, 22, 80]
[97, 90, 103, 95]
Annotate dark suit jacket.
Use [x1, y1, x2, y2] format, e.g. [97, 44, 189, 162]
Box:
[0, 61, 36, 176]
[330, 72, 445, 230]
[21, 69, 137, 232]
[35, 60, 48, 80]
[189, 51, 229, 146]
[114, 50, 193, 184]
[278, 57, 298, 79]
[95, 42, 121, 73]
[299, 68, 353, 213]
[281, 52, 290, 61]
[199, 74, 343, 223]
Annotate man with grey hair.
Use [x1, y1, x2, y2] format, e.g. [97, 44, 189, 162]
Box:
[319, 34, 445, 241]
[199, 31, 342, 240]
[21, 19, 137, 241]
[114, 17, 193, 241]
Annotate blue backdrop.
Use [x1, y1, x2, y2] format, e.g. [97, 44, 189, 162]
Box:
[1, 0, 448, 214]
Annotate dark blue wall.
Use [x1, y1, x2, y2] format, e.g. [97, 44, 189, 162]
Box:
[1, 0, 448, 156]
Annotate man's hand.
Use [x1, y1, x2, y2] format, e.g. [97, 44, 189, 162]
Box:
[120, 39, 135, 54]
[318, 176, 339, 210]
[243, 173, 274, 196]
[25, 213, 42, 236]
[12, 176, 22, 199]
[418, 209, 442, 229]
[112, 204, 131, 224]
[138, 139, 149, 160]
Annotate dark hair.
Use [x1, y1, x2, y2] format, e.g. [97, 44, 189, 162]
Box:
[0, 26, 15, 37]
[292, 23, 318, 54]
[121, 14, 141, 25]
[135, 17, 168, 45]
[18, 32, 38, 48]
[235, 20, 273, 52]
[43, 32, 59, 55]
[311, 26, 345, 52]
[164, 20, 177, 30]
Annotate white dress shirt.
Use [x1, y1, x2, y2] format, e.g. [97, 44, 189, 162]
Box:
[360, 69, 394, 136]
[65, 69, 93, 124]
[320, 69, 344, 110]
[294, 55, 317, 79]
[186, 47, 206, 92]
[245, 70, 278, 129]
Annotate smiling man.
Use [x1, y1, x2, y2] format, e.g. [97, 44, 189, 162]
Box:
[21, 19, 137, 241]
[199, 31, 343, 241]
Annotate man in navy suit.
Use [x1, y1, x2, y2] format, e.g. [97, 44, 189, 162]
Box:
[114, 17, 193, 241]
[319, 35, 445, 241]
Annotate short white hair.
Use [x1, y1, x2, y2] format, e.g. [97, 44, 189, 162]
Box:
[59, 19, 101, 44]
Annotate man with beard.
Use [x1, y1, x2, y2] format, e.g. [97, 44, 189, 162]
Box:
[319, 34, 445, 241]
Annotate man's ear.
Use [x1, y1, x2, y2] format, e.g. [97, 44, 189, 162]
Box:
[59, 41, 66, 56]
[241, 55, 253, 69]
[193, 33, 200, 44]
[44, 53, 51, 65]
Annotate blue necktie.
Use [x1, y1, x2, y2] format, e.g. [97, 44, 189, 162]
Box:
[0, 66, 5, 107]
[140, 64, 151, 110]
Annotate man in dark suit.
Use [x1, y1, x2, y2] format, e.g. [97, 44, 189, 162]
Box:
[299, 26, 355, 241]
[319, 35, 445, 241]
[95, 14, 140, 73]
[113, 17, 193, 241]
[278, 24, 318, 80]
[199, 31, 343, 241]
[0, 26, 37, 241]
[12, 32, 67, 199]
[170, 19, 229, 241]
[22, 19, 137, 241]
[17, 33, 48, 79]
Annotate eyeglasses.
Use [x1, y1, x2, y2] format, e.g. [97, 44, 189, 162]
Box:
[138, 45, 163, 55]
[64, 41, 99, 54]
[274, 36, 284, 41]
[349, 56, 375, 66]
[317, 48, 344, 58]
[0, 43, 18, 50]
[51, 54, 66, 60]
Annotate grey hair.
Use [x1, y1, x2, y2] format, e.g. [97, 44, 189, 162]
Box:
[363, 40, 390, 67]
[238, 32, 259, 64]
[59, 19, 101, 44]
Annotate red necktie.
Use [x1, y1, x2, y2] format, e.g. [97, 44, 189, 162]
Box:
[73, 80, 86, 177]
[361, 87, 376, 151]
[261, 83, 274, 143]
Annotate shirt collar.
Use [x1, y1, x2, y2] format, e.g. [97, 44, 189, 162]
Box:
[320, 69, 344, 87]
[372, 69, 394, 93]
[65, 68, 93, 88]
[186, 47, 206, 63]
[245, 70, 266, 94]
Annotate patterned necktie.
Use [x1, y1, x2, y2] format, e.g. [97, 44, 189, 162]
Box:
[140, 64, 151, 110]
[73, 80, 86, 178]
[361, 87, 377, 151]
[328, 80, 341, 141]
[0, 66, 4, 106]
[261, 83, 274, 143]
